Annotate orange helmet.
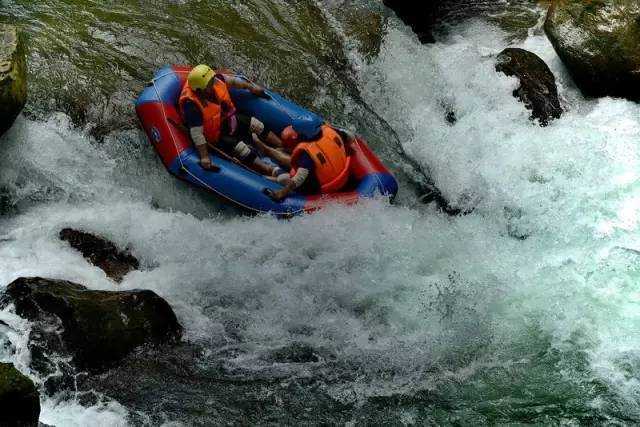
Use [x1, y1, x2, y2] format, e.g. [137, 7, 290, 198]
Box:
[281, 125, 299, 150]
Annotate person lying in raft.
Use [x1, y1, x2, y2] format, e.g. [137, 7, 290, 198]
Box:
[258, 123, 355, 201]
[179, 64, 287, 178]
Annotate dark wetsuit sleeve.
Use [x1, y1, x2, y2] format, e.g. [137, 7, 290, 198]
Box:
[293, 152, 321, 193]
[335, 128, 351, 144]
[298, 152, 315, 172]
[182, 100, 203, 128]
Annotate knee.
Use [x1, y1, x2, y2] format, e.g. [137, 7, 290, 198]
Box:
[250, 117, 271, 140]
[234, 141, 252, 159]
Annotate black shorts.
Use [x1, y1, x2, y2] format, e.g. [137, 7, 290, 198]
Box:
[217, 113, 260, 165]
[296, 174, 321, 195]
[234, 113, 254, 141]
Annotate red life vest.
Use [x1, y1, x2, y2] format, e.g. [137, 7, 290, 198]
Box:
[290, 125, 351, 193]
[178, 77, 235, 144]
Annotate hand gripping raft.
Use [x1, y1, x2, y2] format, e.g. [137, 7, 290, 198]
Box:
[135, 65, 398, 216]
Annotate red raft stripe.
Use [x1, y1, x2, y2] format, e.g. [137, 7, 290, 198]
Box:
[136, 101, 191, 168]
[350, 137, 390, 180]
[171, 65, 191, 82]
[303, 191, 362, 213]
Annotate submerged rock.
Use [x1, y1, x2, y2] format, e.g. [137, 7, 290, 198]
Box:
[0, 363, 40, 426]
[0, 24, 27, 137]
[2, 277, 182, 372]
[383, 0, 442, 43]
[544, 0, 640, 100]
[59, 228, 139, 282]
[496, 48, 562, 126]
[269, 342, 319, 364]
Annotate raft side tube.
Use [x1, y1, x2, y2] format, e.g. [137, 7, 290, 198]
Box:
[136, 101, 190, 168]
[168, 149, 307, 215]
[136, 65, 184, 107]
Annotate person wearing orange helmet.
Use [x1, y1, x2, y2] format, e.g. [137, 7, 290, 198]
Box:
[260, 123, 355, 201]
[179, 64, 286, 178]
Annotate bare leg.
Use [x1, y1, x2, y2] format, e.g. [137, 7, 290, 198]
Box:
[265, 131, 284, 148]
[252, 157, 279, 176]
[252, 134, 291, 168]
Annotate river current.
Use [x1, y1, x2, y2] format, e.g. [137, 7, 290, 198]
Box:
[2, 1, 640, 425]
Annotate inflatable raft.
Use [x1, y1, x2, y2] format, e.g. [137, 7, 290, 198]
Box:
[136, 65, 398, 215]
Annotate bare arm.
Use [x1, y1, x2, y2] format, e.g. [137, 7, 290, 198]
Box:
[224, 75, 265, 96]
[270, 179, 297, 201]
[269, 168, 310, 201]
[190, 126, 219, 171]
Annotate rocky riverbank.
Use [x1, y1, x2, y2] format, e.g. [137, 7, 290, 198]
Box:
[0, 24, 27, 138]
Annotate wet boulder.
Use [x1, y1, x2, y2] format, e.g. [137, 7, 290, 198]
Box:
[383, 0, 442, 43]
[544, 0, 640, 100]
[59, 228, 139, 282]
[2, 277, 182, 372]
[0, 24, 27, 137]
[0, 363, 40, 426]
[496, 48, 562, 126]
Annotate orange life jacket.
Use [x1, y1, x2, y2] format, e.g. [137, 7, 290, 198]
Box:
[178, 77, 235, 144]
[290, 125, 351, 193]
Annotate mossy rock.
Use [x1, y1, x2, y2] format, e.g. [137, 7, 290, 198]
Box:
[544, 0, 640, 100]
[496, 48, 562, 126]
[343, 12, 386, 59]
[0, 24, 27, 137]
[2, 277, 182, 372]
[0, 363, 40, 426]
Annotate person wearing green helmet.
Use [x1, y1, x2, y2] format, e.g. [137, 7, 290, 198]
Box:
[179, 64, 287, 179]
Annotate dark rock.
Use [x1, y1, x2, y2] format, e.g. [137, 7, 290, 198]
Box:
[59, 228, 139, 283]
[0, 362, 40, 426]
[383, 0, 442, 43]
[496, 48, 562, 126]
[270, 342, 319, 364]
[2, 277, 182, 372]
[384, 0, 542, 43]
[439, 99, 458, 125]
[0, 24, 27, 137]
[544, 0, 640, 100]
[438, 0, 543, 41]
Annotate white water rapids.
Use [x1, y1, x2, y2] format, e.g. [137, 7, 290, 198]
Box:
[1, 7, 640, 426]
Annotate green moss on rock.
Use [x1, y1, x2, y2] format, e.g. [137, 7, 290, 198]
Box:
[544, 0, 640, 99]
[0, 363, 40, 426]
[0, 24, 27, 137]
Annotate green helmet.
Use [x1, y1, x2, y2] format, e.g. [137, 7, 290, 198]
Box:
[188, 64, 214, 90]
